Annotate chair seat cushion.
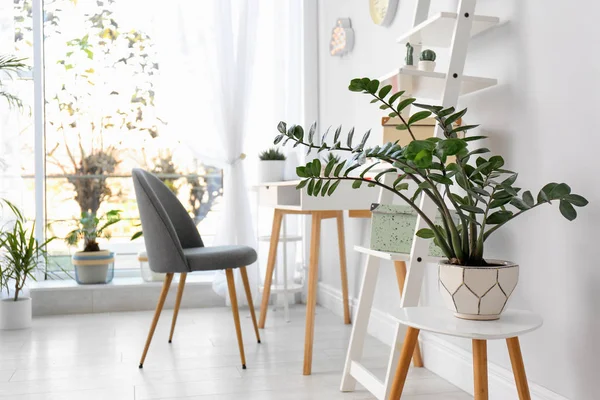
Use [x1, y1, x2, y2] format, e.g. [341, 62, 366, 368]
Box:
[183, 245, 257, 271]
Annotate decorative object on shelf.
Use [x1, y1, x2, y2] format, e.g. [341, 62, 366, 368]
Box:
[0, 200, 53, 329]
[273, 76, 588, 321]
[330, 18, 354, 57]
[418, 49, 437, 72]
[369, 0, 399, 26]
[258, 147, 286, 183]
[66, 210, 121, 284]
[138, 251, 165, 282]
[404, 43, 415, 68]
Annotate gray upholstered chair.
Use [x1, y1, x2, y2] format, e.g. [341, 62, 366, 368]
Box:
[132, 168, 260, 369]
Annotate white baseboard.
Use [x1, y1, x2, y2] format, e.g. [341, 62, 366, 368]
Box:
[317, 282, 567, 400]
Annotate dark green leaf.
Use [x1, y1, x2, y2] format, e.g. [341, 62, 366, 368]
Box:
[346, 127, 355, 148]
[352, 180, 362, 189]
[537, 183, 556, 203]
[396, 182, 409, 190]
[388, 91, 405, 104]
[489, 196, 512, 208]
[296, 179, 309, 189]
[502, 174, 518, 186]
[374, 168, 396, 182]
[408, 111, 431, 126]
[564, 194, 589, 207]
[311, 159, 321, 176]
[413, 103, 442, 112]
[449, 124, 480, 135]
[522, 191, 534, 207]
[463, 135, 488, 142]
[333, 125, 342, 143]
[379, 85, 392, 98]
[308, 121, 317, 142]
[429, 173, 453, 185]
[324, 159, 336, 177]
[321, 180, 331, 196]
[418, 181, 433, 190]
[334, 161, 346, 177]
[296, 166, 308, 178]
[328, 179, 341, 195]
[445, 108, 467, 126]
[549, 183, 571, 199]
[471, 187, 490, 197]
[510, 198, 531, 211]
[416, 228, 435, 239]
[274, 135, 284, 145]
[405, 140, 435, 159]
[367, 79, 380, 94]
[486, 210, 513, 224]
[559, 200, 577, 221]
[397, 97, 416, 112]
[466, 148, 490, 158]
[314, 179, 322, 194]
[307, 179, 315, 196]
[360, 162, 380, 178]
[277, 121, 286, 134]
[460, 204, 485, 214]
[344, 163, 361, 176]
[437, 138, 467, 157]
[293, 125, 304, 140]
[414, 149, 433, 168]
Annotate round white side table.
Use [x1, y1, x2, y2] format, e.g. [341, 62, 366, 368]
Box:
[389, 307, 543, 400]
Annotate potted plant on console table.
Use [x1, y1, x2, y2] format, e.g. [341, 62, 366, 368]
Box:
[273, 77, 588, 321]
[66, 210, 121, 284]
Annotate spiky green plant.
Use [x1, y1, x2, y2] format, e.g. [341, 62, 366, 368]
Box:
[65, 210, 121, 252]
[274, 77, 588, 266]
[259, 148, 286, 161]
[0, 55, 27, 109]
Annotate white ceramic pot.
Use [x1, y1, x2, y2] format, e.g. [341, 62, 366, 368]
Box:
[418, 60, 436, 72]
[258, 160, 285, 183]
[0, 297, 32, 330]
[438, 260, 519, 321]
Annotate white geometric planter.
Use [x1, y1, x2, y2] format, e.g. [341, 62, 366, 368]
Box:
[418, 60, 436, 72]
[0, 297, 32, 330]
[438, 260, 519, 321]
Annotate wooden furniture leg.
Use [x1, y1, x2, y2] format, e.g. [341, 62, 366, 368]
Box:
[507, 337, 532, 400]
[336, 211, 351, 324]
[240, 266, 261, 343]
[388, 327, 421, 400]
[472, 339, 489, 400]
[303, 211, 322, 375]
[258, 209, 284, 329]
[139, 272, 174, 368]
[393, 261, 423, 367]
[168, 272, 187, 343]
[226, 268, 247, 369]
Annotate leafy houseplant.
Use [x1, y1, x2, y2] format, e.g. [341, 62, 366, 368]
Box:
[258, 148, 287, 183]
[418, 49, 436, 72]
[0, 200, 53, 329]
[0, 55, 27, 109]
[66, 210, 121, 284]
[274, 77, 588, 320]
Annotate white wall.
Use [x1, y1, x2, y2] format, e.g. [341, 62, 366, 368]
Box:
[316, 1, 600, 399]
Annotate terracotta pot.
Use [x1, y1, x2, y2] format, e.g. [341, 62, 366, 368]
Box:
[438, 260, 519, 320]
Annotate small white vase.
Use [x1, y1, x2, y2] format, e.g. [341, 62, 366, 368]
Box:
[438, 260, 519, 321]
[418, 60, 436, 72]
[0, 297, 32, 330]
[258, 160, 286, 183]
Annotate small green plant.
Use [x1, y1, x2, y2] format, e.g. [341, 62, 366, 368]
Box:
[405, 43, 414, 66]
[0, 55, 27, 109]
[420, 49, 436, 62]
[65, 210, 121, 252]
[321, 153, 341, 165]
[0, 200, 54, 301]
[259, 148, 286, 161]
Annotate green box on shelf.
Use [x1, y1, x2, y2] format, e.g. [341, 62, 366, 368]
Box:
[370, 203, 446, 257]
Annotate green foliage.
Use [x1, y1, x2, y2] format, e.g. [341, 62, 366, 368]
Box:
[276, 76, 589, 266]
[420, 49, 436, 62]
[65, 209, 121, 252]
[259, 148, 286, 161]
[0, 200, 54, 301]
[0, 54, 28, 109]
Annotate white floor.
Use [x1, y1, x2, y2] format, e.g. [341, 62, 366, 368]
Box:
[0, 305, 470, 399]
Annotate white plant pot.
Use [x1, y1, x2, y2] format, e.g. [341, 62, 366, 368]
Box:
[72, 250, 115, 284]
[418, 60, 436, 72]
[438, 260, 519, 321]
[138, 251, 165, 282]
[258, 160, 285, 183]
[404, 64, 417, 70]
[0, 297, 32, 330]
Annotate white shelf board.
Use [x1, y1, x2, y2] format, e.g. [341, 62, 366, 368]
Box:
[259, 283, 304, 294]
[258, 234, 302, 242]
[354, 245, 443, 263]
[380, 67, 497, 98]
[396, 12, 500, 47]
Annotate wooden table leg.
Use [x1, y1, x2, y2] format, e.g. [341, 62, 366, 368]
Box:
[472, 339, 489, 400]
[506, 337, 531, 400]
[336, 211, 351, 324]
[393, 261, 423, 368]
[258, 209, 283, 329]
[303, 211, 322, 375]
[388, 327, 420, 400]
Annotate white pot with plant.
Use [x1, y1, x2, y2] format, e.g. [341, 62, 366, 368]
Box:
[66, 210, 121, 284]
[274, 76, 588, 321]
[418, 49, 436, 72]
[0, 200, 53, 330]
[258, 148, 286, 183]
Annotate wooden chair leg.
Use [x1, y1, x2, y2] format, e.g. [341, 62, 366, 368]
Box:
[388, 327, 420, 400]
[336, 211, 351, 325]
[303, 212, 322, 375]
[506, 337, 531, 400]
[393, 261, 423, 368]
[240, 266, 261, 343]
[472, 339, 489, 400]
[139, 272, 173, 368]
[168, 273, 187, 343]
[259, 209, 283, 329]
[226, 268, 247, 369]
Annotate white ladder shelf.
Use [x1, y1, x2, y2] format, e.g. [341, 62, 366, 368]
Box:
[340, 1, 499, 399]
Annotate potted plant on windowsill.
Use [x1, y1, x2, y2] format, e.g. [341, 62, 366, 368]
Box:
[0, 200, 53, 329]
[66, 210, 121, 284]
[273, 77, 588, 321]
[258, 148, 286, 183]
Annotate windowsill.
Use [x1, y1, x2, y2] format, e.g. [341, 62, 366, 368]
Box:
[29, 274, 213, 292]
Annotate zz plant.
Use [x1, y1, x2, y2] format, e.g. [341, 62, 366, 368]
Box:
[274, 77, 588, 266]
[66, 210, 121, 252]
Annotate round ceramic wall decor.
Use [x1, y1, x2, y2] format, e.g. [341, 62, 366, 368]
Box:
[369, 0, 399, 26]
[330, 18, 355, 57]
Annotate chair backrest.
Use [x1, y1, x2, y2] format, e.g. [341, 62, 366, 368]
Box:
[132, 168, 204, 273]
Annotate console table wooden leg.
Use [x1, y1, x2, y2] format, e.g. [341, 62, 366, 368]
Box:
[506, 337, 531, 400]
[303, 212, 322, 375]
[472, 339, 489, 400]
[393, 261, 423, 368]
[258, 209, 283, 329]
[336, 211, 351, 324]
[388, 327, 420, 400]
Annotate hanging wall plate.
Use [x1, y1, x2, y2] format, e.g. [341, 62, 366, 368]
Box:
[369, 0, 399, 26]
[330, 18, 355, 57]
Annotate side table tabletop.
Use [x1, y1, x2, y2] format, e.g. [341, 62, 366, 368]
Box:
[389, 307, 543, 400]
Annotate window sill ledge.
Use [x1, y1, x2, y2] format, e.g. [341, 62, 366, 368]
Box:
[30, 275, 213, 292]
